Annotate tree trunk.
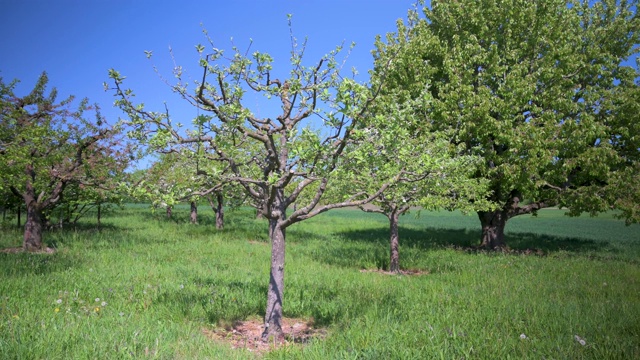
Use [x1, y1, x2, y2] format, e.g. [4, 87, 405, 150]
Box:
[262, 217, 286, 341]
[215, 207, 224, 229]
[261, 188, 287, 341]
[477, 210, 507, 249]
[209, 193, 224, 230]
[97, 203, 102, 228]
[23, 203, 44, 251]
[64, 204, 71, 225]
[166, 205, 172, 219]
[389, 210, 401, 273]
[190, 201, 198, 224]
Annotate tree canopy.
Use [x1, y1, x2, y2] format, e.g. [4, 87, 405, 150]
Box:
[108, 27, 400, 339]
[0, 72, 128, 250]
[372, 0, 640, 248]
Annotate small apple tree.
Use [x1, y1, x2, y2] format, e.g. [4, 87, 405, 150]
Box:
[108, 28, 398, 339]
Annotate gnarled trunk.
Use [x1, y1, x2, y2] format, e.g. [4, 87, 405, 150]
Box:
[262, 189, 287, 341]
[389, 210, 400, 273]
[190, 201, 198, 224]
[478, 210, 507, 250]
[166, 205, 172, 219]
[207, 194, 224, 229]
[23, 203, 44, 251]
[262, 218, 286, 341]
[216, 207, 224, 229]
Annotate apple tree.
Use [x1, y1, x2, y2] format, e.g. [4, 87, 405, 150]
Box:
[0, 72, 129, 250]
[373, 0, 640, 249]
[108, 30, 398, 339]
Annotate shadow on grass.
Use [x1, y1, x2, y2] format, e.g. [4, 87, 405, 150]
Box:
[154, 275, 375, 331]
[339, 226, 610, 251]
[155, 276, 267, 326]
[287, 227, 333, 244]
[49, 222, 120, 233]
[0, 225, 99, 276]
[136, 206, 255, 225]
[0, 250, 81, 276]
[312, 226, 613, 270]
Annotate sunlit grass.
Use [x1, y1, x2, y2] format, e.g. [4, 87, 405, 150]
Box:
[0, 206, 638, 358]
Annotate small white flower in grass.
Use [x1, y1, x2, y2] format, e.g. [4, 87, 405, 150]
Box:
[520, 333, 527, 339]
[574, 335, 586, 346]
[119, 312, 124, 317]
[101, 301, 107, 307]
[56, 299, 62, 304]
[95, 298, 100, 302]
[180, 284, 184, 289]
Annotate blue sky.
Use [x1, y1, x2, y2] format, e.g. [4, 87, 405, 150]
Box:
[0, 0, 416, 129]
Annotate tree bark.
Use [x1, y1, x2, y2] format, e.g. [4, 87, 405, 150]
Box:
[190, 201, 198, 224]
[208, 193, 224, 229]
[389, 209, 401, 273]
[477, 210, 507, 250]
[166, 205, 172, 219]
[262, 189, 287, 341]
[97, 203, 102, 228]
[262, 218, 286, 341]
[23, 202, 44, 251]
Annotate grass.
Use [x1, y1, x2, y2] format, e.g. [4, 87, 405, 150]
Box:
[0, 205, 639, 359]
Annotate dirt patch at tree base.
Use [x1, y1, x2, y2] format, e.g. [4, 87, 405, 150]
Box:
[202, 317, 326, 356]
[359, 268, 430, 276]
[0, 247, 56, 254]
[449, 245, 546, 256]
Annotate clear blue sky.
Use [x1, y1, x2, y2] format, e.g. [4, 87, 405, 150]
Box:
[0, 0, 416, 127]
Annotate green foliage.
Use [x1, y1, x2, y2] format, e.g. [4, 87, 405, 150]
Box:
[107, 26, 397, 227]
[107, 22, 407, 338]
[0, 73, 129, 229]
[372, 0, 640, 226]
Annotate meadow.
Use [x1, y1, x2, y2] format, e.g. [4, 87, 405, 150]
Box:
[0, 204, 638, 359]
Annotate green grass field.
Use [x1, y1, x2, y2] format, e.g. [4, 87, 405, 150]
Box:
[1, 205, 638, 359]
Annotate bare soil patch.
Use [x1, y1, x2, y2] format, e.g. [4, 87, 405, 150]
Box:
[0, 247, 56, 254]
[359, 268, 430, 276]
[202, 317, 326, 356]
[449, 245, 546, 256]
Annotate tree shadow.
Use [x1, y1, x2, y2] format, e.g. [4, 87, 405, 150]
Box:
[302, 283, 377, 328]
[136, 207, 263, 230]
[311, 225, 613, 270]
[339, 225, 610, 252]
[287, 227, 332, 244]
[155, 276, 267, 326]
[48, 221, 120, 233]
[153, 273, 375, 331]
[0, 250, 82, 276]
[505, 231, 612, 253]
